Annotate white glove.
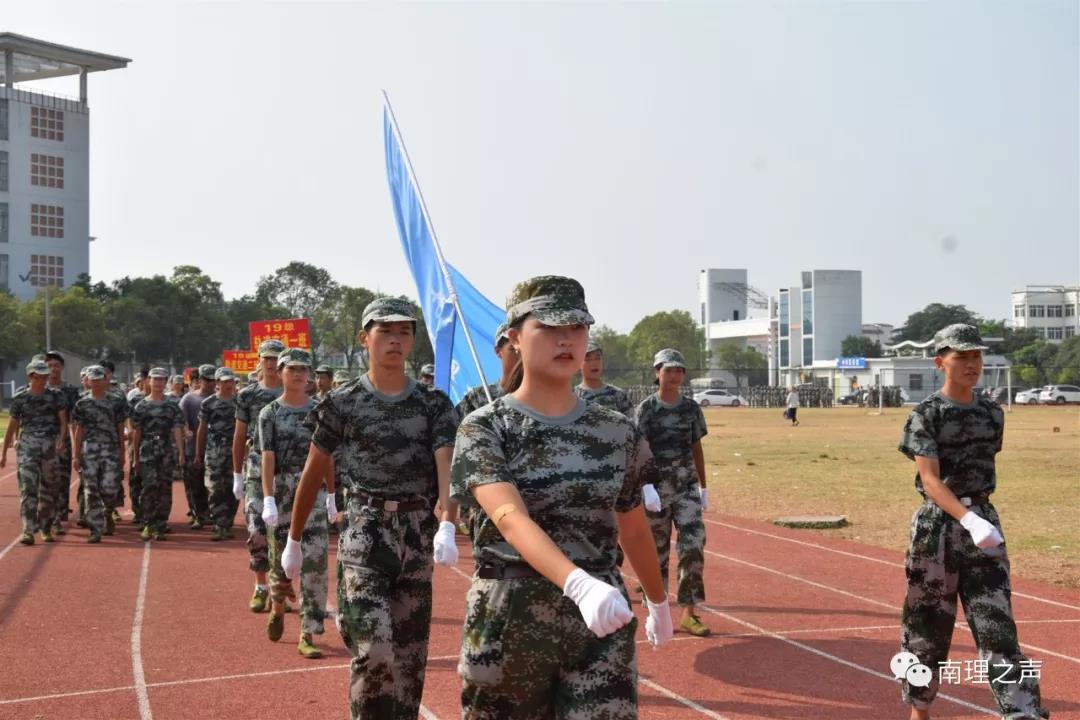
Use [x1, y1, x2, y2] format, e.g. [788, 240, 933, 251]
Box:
[645, 597, 674, 647]
[262, 496, 279, 528]
[562, 568, 633, 638]
[699, 486, 709, 511]
[432, 520, 459, 566]
[326, 493, 338, 524]
[282, 536, 303, 579]
[959, 511, 1003, 549]
[642, 484, 662, 513]
[232, 472, 245, 500]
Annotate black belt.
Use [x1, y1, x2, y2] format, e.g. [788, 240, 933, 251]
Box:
[958, 494, 991, 507]
[476, 562, 616, 580]
[350, 493, 427, 513]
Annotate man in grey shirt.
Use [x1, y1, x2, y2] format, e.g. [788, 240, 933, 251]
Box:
[179, 365, 215, 527]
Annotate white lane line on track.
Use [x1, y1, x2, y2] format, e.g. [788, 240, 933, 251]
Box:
[703, 547, 1080, 665]
[0, 476, 78, 563]
[639, 677, 731, 719]
[704, 517, 1080, 612]
[131, 541, 153, 720]
[620, 568, 1000, 717]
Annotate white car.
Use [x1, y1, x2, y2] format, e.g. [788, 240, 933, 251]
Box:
[1039, 385, 1080, 404]
[1014, 388, 1044, 405]
[693, 389, 746, 407]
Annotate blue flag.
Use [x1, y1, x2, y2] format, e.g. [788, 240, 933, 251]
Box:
[383, 104, 504, 404]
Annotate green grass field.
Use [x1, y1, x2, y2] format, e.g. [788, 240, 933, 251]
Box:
[700, 405, 1080, 588]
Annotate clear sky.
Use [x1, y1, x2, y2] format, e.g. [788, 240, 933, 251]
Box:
[10, 0, 1079, 332]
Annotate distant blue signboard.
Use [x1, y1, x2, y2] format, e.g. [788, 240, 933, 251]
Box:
[837, 357, 867, 369]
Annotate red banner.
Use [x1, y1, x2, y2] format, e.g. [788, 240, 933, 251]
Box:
[222, 350, 260, 374]
[248, 318, 311, 350]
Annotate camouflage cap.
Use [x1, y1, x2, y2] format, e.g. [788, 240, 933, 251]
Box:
[314, 364, 333, 376]
[333, 370, 351, 383]
[149, 367, 169, 379]
[362, 297, 416, 328]
[586, 338, 603, 354]
[214, 367, 236, 381]
[420, 363, 435, 377]
[653, 348, 687, 369]
[198, 364, 217, 380]
[276, 347, 313, 369]
[258, 338, 286, 358]
[26, 359, 50, 376]
[247, 371, 259, 382]
[44, 350, 65, 365]
[170, 374, 185, 385]
[85, 365, 107, 380]
[505, 275, 594, 328]
[494, 321, 510, 349]
[933, 323, 989, 354]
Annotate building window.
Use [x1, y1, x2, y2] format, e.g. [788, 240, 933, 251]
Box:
[802, 290, 813, 336]
[779, 292, 789, 337]
[803, 337, 813, 364]
[1014, 304, 1025, 318]
[30, 204, 64, 238]
[1030, 305, 1045, 318]
[0, 99, 8, 141]
[1067, 327, 1076, 338]
[0, 150, 8, 192]
[1049, 305, 1063, 318]
[1048, 327, 1063, 340]
[1033, 327, 1046, 339]
[0, 203, 7, 243]
[28, 254, 63, 287]
[30, 107, 64, 141]
[1066, 304, 1075, 318]
[31, 154, 65, 189]
[0, 253, 7, 290]
[909, 374, 923, 391]
[780, 338, 789, 367]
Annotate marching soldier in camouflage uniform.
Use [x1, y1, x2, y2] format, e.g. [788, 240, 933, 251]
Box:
[418, 363, 435, 386]
[314, 364, 343, 530]
[287, 297, 460, 719]
[71, 365, 127, 543]
[257, 348, 328, 659]
[575, 338, 632, 416]
[451, 276, 672, 718]
[197, 367, 239, 540]
[634, 347, 712, 637]
[167, 375, 185, 400]
[455, 322, 516, 421]
[233, 339, 285, 612]
[314, 365, 334, 400]
[131, 368, 186, 541]
[126, 372, 148, 526]
[898, 325, 1048, 720]
[333, 369, 351, 389]
[3, 359, 68, 545]
[44, 350, 80, 534]
[180, 364, 215, 528]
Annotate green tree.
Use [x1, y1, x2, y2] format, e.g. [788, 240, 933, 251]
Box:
[225, 294, 286, 350]
[255, 262, 339, 363]
[978, 320, 1040, 356]
[714, 343, 768, 392]
[840, 334, 883, 358]
[1052, 336, 1080, 384]
[407, 300, 435, 377]
[627, 310, 707, 383]
[316, 285, 376, 372]
[896, 304, 980, 343]
[1012, 340, 1060, 387]
[589, 325, 635, 386]
[0, 293, 35, 386]
[21, 287, 110, 358]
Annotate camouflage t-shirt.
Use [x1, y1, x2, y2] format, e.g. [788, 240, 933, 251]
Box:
[451, 395, 649, 571]
[898, 391, 1004, 498]
[455, 383, 503, 421]
[10, 387, 65, 438]
[310, 375, 457, 502]
[107, 389, 130, 425]
[633, 393, 708, 463]
[131, 398, 184, 441]
[72, 395, 125, 446]
[574, 382, 632, 416]
[259, 397, 315, 477]
[234, 383, 283, 453]
[199, 394, 237, 455]
[48, 382, 81, 413]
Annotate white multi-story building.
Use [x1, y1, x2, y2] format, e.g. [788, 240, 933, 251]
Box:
[0, 33, 129, 299]
[1011, 285, 1080, 343]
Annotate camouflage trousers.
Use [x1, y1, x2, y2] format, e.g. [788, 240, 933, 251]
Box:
[245, 452, 270, 573]
[203, 447, 237, 531]
[80, 441, 121, 536]
[139, 439, 177, 532]
[646, 459, 706, 606]
[128, 457, 143, 524]
[183, 457, 210, 523]
[53, 433, 72, 521]
[268, 472, 328, 635]
[337, 501, 436, 720]
[459, 571, 639, 719]
[901, 501, 1048, 718]
[16, 434, 59, 534]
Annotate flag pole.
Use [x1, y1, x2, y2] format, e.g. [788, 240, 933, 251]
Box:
[382, 90, 493, 403]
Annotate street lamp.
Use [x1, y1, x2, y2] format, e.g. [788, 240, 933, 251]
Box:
[18, 268, 52, 349]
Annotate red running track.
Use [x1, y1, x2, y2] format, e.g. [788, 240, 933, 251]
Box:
[1, 465, 1077, 720]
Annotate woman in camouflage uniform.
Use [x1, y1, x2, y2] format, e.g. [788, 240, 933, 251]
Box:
[2, 359, 68, 545]
[131, 368, 186, 541]
[634, 347, 712, 637]
[451, 276, 673, 719]
[197, 367, 239, 541]
[258, 348, 328, 659]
